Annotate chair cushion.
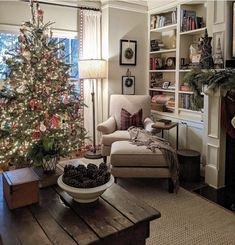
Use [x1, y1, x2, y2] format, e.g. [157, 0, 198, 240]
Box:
[110, 141, 167, 167]
[101, 130, 130, 146]
[110, 95, 151, 130]
[120, 108, 143, 130]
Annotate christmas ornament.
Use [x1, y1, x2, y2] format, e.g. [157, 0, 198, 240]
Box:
[32, 131, 41, 139]
[51, 114, 60, 129]
[37, 8, 44, 17]
[39, 122, 46, 132]
[63, 95, 70, 104]
[74, 102, 79, 110]
[31, 56, 38, 64]
[16, 84, 26, 94]
[44, 53, 49, 59]
[37, 102, 43, 110]
[29, 99, 35, 110]
[71, 129, 77, 137]
[22, 50, 31, 60]
[73, 112, 78, 119]
[6, 58, 13, 65]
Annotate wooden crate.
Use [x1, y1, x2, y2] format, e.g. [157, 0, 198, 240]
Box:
[2, 168, 39, 210]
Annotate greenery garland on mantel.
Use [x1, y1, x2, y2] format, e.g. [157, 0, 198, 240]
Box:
[183, 68, 235, 110]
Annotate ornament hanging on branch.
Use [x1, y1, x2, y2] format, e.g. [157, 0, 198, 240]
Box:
[29, 99, 35, 110]
[51, 114, 60, 129]
[39, 122, 46, 132]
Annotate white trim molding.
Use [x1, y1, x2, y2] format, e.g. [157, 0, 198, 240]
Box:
[101, 0, 148, 13]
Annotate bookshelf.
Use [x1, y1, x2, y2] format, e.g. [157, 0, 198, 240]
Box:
[148, 1, 207, 122]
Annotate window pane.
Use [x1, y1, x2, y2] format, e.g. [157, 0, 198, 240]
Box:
[0, 33, 18, 79]
[0, 33, 79, 80]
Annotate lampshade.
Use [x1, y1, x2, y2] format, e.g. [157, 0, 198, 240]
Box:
[79, 59, 107, 79]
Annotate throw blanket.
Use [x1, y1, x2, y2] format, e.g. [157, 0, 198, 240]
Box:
[128, 126, 179, 192]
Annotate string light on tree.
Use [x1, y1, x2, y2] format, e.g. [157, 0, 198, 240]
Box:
[0, 0, 86, 167]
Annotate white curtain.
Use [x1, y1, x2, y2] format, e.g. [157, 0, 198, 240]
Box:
[80, 10, 103, 146]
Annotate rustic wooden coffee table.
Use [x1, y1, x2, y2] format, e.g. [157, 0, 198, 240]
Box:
[0, 175, 160, 244]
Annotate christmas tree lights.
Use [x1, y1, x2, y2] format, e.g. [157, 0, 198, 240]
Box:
[0, 0, 86, 167]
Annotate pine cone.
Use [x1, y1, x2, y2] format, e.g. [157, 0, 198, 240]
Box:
[99, 162, 108, 172]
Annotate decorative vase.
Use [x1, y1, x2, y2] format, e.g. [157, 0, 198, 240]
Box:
[42, 157, 58, 174]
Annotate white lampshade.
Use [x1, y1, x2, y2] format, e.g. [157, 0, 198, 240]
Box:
[79, 59, 107, 79]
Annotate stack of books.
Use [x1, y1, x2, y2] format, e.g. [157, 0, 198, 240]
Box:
[180, 9, 203, 32]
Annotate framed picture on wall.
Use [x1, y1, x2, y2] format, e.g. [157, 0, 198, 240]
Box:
[120, 40, 137, 65]
[122, 76, 135, 95]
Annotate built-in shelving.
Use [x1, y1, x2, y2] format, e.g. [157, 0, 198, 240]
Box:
[150, 49, 176, 54]
[180, 27, 206, 35]
[148, 1, 207, 122]
[150, 88, 175, 93]
[150, 23, 177, 33]
[149, 70, 176, 72]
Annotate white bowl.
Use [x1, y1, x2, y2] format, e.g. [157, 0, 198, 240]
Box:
[57, 175, 114, 203]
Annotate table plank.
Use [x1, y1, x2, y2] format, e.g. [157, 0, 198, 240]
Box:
[101, 184, 161, 223]
[29, 205, 77, 245]
[54, 186, 134, 239]
[39, 187, 100, 245]
[12, 207, 52, 245]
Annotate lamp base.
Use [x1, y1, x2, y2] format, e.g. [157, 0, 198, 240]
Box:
[84, 150, 103, 159]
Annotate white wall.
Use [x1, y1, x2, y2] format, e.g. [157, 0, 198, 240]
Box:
[107, 7, 148, 95]
[0, 1, 79, 32]
[101, 5, 148, 118]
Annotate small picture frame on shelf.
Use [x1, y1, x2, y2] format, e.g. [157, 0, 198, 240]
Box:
[120, 40, 137, 66]
[122, 76, 135, 95]
[162, 81, 170, 89]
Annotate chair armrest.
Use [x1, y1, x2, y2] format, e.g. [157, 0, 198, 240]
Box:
[97, 116, 116, 134]
[144, 117, 161, 134]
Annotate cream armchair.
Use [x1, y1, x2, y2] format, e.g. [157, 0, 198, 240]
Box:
[97, 94, 158, 161]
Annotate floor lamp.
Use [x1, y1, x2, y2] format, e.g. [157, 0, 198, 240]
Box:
[79, 59, 107, 159]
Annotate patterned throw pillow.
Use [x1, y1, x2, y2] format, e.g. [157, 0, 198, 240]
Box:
[120, 108, 143, 130]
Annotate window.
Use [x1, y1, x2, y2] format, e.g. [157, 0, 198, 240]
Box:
[0, 32, 79, 80]
[0, 33, 18, 80]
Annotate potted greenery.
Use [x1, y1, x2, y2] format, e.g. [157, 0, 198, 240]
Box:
[28, 137, 61, 174]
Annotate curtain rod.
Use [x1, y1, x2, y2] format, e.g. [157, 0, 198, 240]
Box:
[20, 0, 101, 12]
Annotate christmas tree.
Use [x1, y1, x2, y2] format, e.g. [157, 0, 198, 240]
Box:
[0, 1, 86, 168]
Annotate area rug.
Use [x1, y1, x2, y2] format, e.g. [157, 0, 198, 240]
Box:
[118, 178, 235, 245]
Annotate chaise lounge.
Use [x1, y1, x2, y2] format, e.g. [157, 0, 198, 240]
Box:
[97, 94, 175, 192]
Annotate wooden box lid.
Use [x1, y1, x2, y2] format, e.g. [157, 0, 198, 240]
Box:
[3, 168, 39, 186]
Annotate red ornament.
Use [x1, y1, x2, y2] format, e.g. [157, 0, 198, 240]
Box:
[32, 131, 41, 139]
[63, 95, 70, 104]
[74, 102, 79, 110]
[51, 115, 60, 129]
[73, 112, 78, 119]
[29, 99, 35, 110]
[37, 8, 44, 17]
[37, 102, 43, 111]
[44, 53, 49, 59]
